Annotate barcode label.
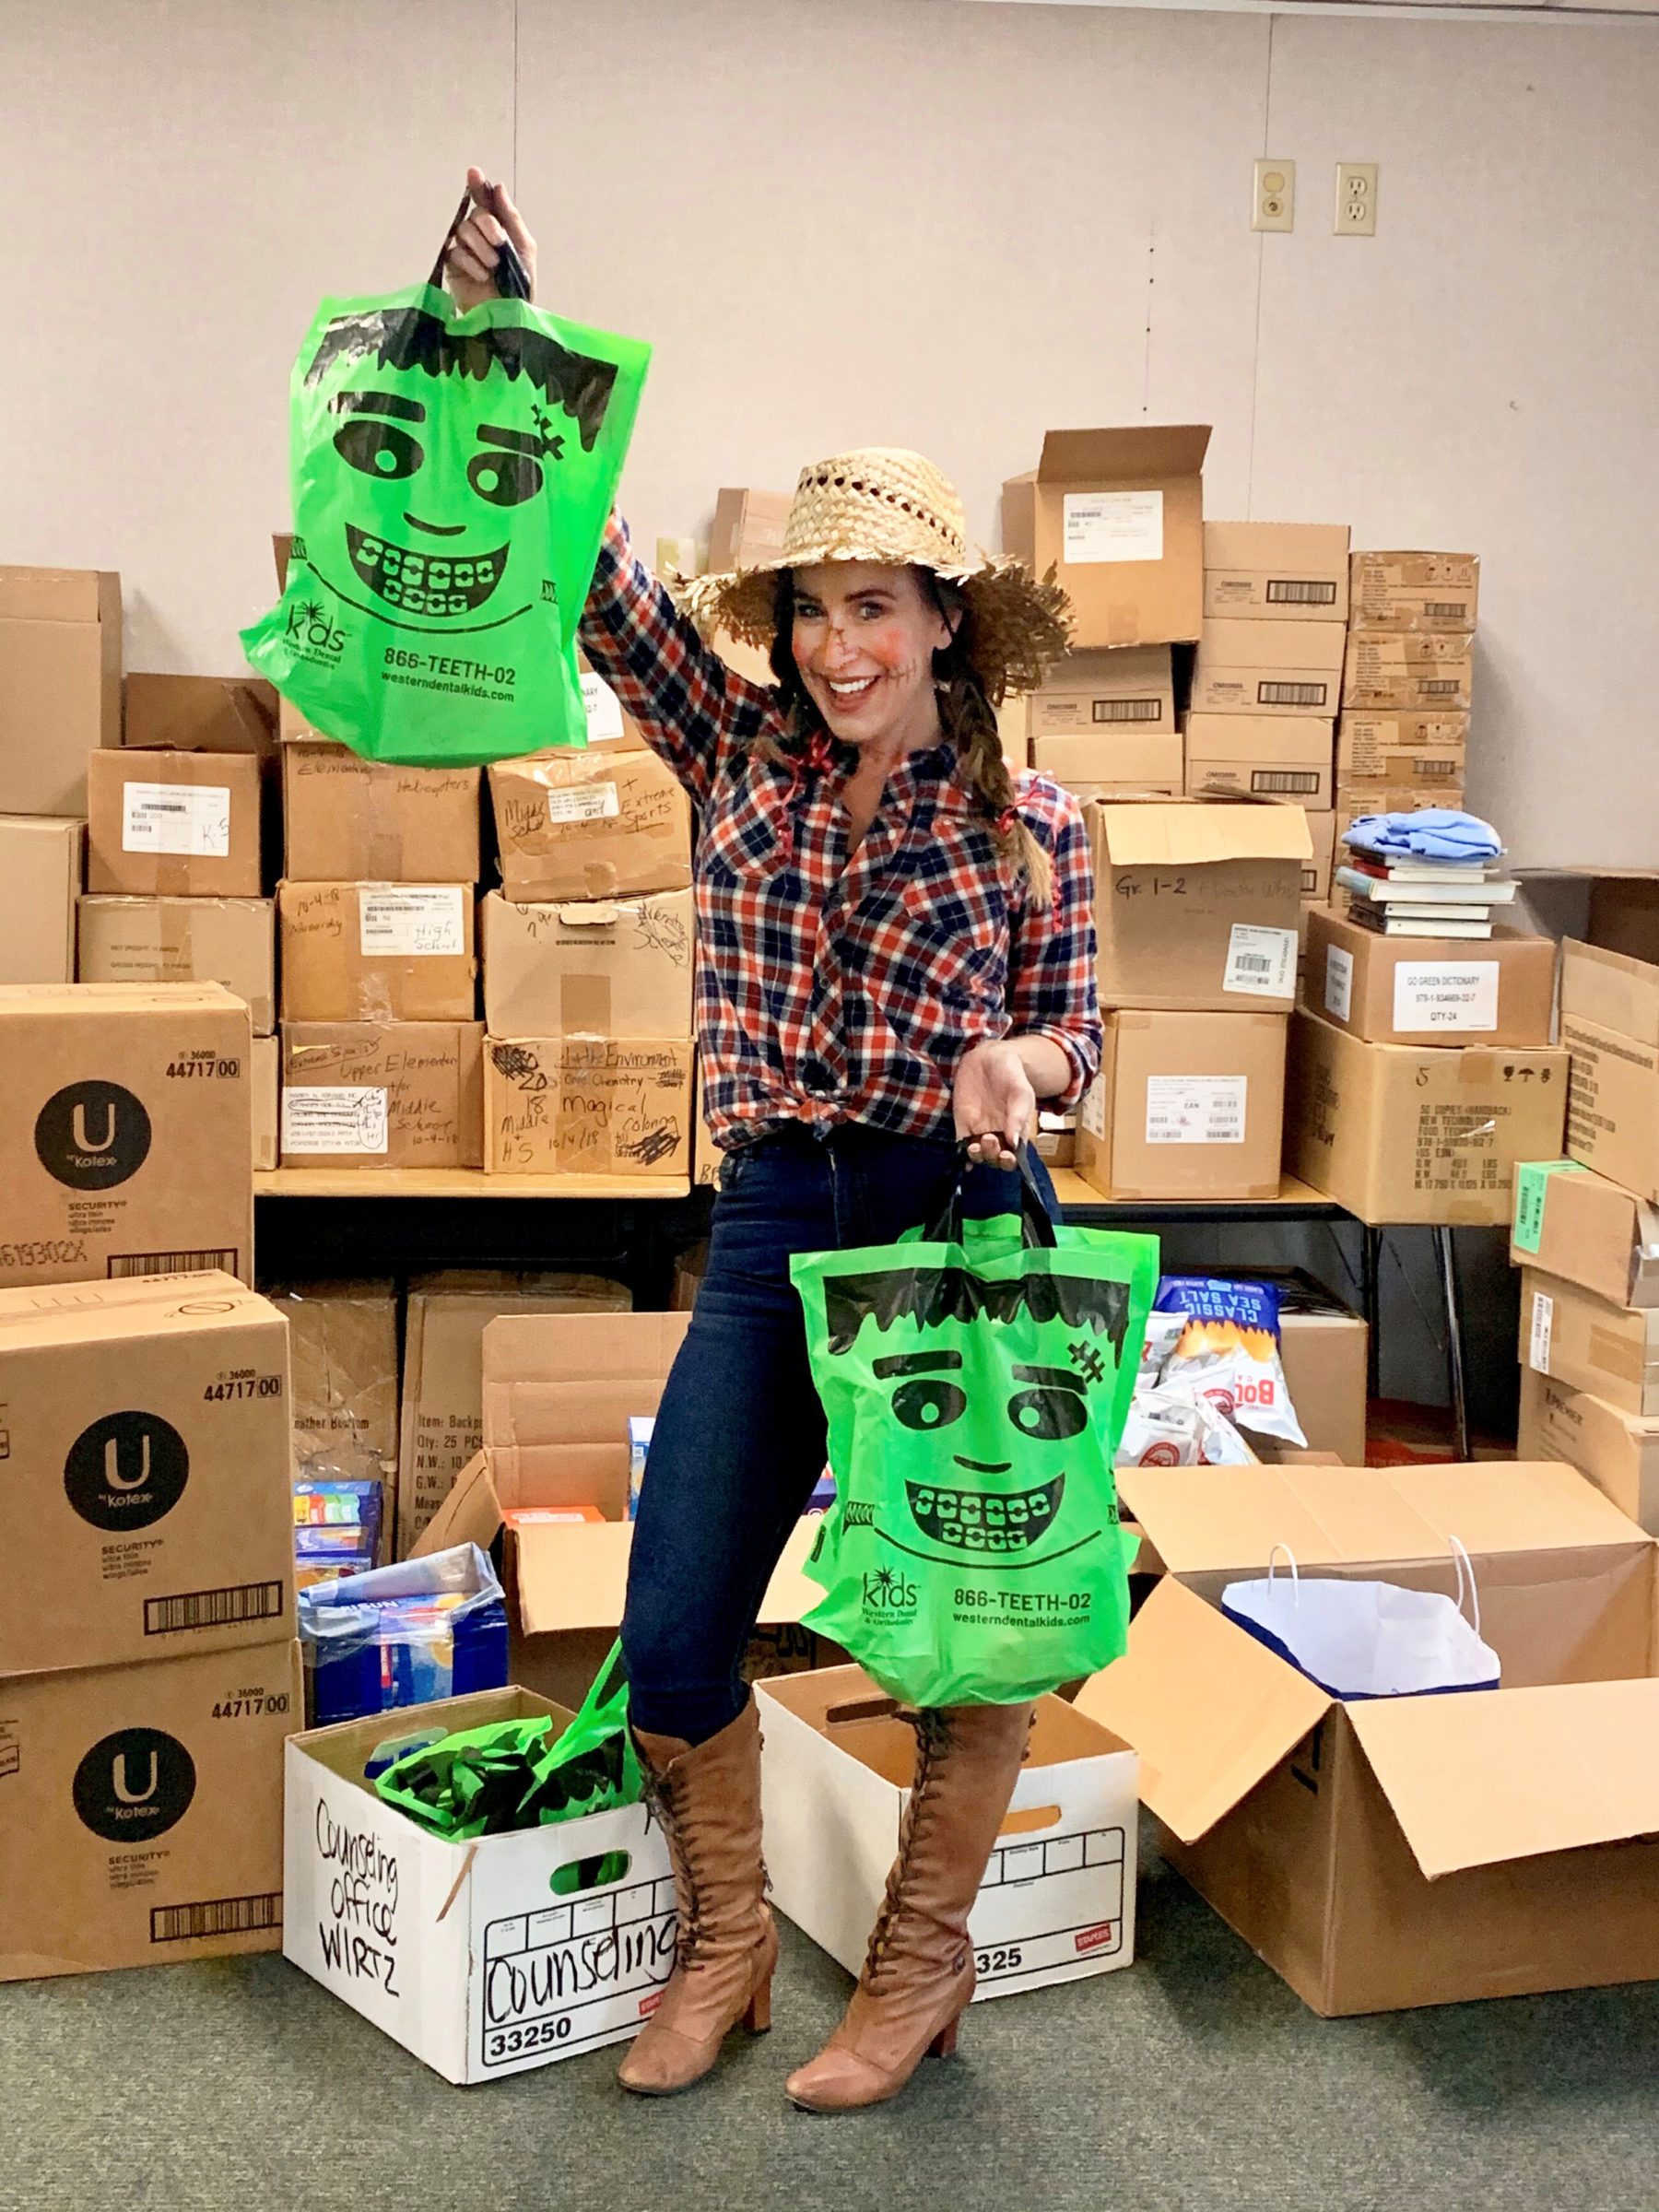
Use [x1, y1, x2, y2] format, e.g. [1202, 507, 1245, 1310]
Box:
[1258, 680, 1327, 706]
[151, 1892, 282, 1945]
[359, 886, 465, 958]
[1146, 1076, 1247, 1145]
[1420, 679, 1461, 695]
[546, 782, 620, 825]
[1300, 865, 1319, 893]
[1425, 600, 1468, 618]
[1266, 579, 1337, 606]
[145, 1582, 286, 1635]
[124, 782, 231, 858]
[109, 1249, 238, 1279]
[1224, 923, 1298, 998]
[1251, 769, 1321, 794]
[1419, 758, 1460, 778]
[1092, 699, 1161, 724]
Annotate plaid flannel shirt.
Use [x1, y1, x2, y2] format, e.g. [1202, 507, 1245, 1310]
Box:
[578, 514, 1101, 1154]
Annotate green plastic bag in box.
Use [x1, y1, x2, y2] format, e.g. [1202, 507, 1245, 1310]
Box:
[241, 282, 649, 766]
[791, 1160, 1158, 1710]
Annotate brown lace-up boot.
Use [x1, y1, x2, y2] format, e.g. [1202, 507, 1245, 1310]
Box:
[784, 1700, 1034, 2113]
[618, 1694, 777, 2097]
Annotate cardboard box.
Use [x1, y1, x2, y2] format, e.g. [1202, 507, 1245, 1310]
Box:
[576, 656, 649, 753]
[396, 1275, 632, 1557]
[759, 1666, 1138, 2001]
[412, 1311, 829, 1710]
[1335, 781, 1464, 839]
[1349, 550, 1479, 633]
[282, 745, 481, 883]
[1075, 1009, 1286, 1200]
[1576, 877, 1659, 973]
[1510, 1160, 1659, 1309]
[284, 1687, 676, 2081]
[485, 1038, 695, 1177]
[1270, 1275, 1370, 1466]
[0, 567, 122, 817]
[1301, 811, 1336, 905]
[489, 749, 692, 903]
[1342, 633, 1474, 713]
[0, 1270, 293, 1673]
[276, 692, 326, 745]
[1191, 620, 1345, 717]
[124, 674, 276, 757]
[1028, 647, 1175, 734]
[1002, 428, 1210, 649]
[0, 982, 253, 1287]
[1286, 1006, 1568, 1226]
[280, 1021, 484, 1169]
[86, 749, 263, 900]
[1336, 712, 1469, 786]
[481, 888, 695, 1040]
[1561, 934, 1659, 1044]
[1559, 942, 1659, 1200]
[1030, 730, 1183, 797]
[1517, 1368, 1659, 1534]
[1307, 909, 1556, 1048]
[706, 488, 793, 574]
[78, 895, 276, 1035]
[1202, 522, 1350, 622]
[266, 1279, 399, 1506]
[0, 1636, 299, 1982]
[1087, 799, 1311, 1011]
[1520, 1266, 1659, 1418]
[0, 815, 82, 984]
[278, 882, 477, 1024]
[1184, 714, 1333, 806]
[1079, 1460, 1659, 2015]
[253, 1032, 278, 1171]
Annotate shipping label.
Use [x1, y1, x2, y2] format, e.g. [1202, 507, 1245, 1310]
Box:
[580, 670, 626, 745]
[545, 782, 620, 826]
[1530, 1288, 1554, 1372]
[359, 887, 465, 959]
[1062, 490, 1163, 566]
[282, 1087, 389, 1155]
[1081, 1075, 1107, 1139]
[123, 783, 231, 858]
[1145, 1076, 1247, 1145]
[1512, 1159, 1583, 1255]
[1393, 961, 1500, 1033]
[1324, 944, 1355, 1022]
[1223, 924, 1297, 999]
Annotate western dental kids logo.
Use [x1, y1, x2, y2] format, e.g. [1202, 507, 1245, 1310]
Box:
[295, 304, 619, 638]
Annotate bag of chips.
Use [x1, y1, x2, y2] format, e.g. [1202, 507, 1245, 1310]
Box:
[242, 275, 649, 767]
[1152, 1276, 1307, 1448]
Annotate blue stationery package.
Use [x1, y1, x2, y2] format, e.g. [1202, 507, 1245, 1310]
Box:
[298, 1542, 510, 1725]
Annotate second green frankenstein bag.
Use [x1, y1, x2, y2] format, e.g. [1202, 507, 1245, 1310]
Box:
[791, 1163, 1158, 1710]
[241, 279, 649, 767]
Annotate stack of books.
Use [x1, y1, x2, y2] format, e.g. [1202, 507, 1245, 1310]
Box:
[1334, 850, 1515, 937]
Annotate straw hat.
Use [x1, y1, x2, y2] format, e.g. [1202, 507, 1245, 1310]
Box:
[682, 447, 1071, 703]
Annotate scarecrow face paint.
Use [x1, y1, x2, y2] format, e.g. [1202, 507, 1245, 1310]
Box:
[790, 562, 952, 754]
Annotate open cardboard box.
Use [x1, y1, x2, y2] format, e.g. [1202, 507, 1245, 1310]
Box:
[413, 1312, 835, 1704]
[1077, 1460, 1659, 2015]
[759, 1665, 1137, 2001]
[284, 1686, 676, 2083]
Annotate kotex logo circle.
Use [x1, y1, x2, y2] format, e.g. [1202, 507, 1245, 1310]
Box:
[33, 1081, 152, 1190]
[72, 1727, 196, 1841]
[64, 1412, 189, 1530]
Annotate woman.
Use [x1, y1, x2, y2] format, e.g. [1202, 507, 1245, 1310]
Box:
[449, 174, 1100, 2112]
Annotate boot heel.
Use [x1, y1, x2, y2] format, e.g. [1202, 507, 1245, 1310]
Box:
[744, 1974, 772, 2036]
[928, 2015, 959, 2060]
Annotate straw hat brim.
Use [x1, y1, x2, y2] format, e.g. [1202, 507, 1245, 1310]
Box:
[682, 553, 1072, 706]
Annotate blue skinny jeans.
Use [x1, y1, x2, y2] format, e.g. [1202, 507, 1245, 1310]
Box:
[621, 1122, 1058, 1743]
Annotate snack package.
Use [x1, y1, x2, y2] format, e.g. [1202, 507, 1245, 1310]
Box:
[1116, 1387, 1253, 1468]
[1151, 1276, 1307, 1447]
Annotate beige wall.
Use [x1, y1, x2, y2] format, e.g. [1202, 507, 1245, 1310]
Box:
[5, 0, 1656, 863]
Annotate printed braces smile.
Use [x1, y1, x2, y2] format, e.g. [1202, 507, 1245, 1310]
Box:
[346, 524, 507, 616]
[904, 1474, 1065, 1555]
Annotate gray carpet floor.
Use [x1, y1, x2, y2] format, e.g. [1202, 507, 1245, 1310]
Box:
[4, 1818, 1656, 2212]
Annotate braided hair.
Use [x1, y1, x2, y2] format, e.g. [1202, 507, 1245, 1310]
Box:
[763, 567, 1053, 912]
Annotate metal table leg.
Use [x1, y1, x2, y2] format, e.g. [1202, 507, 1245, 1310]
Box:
[1360, 1226, 1382, 1400]
[1433, 1225, 1470, 1463]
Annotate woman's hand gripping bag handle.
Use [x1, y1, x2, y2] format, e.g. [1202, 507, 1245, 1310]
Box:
[790, 1163, 1159, 1709]
[241, 199, 650, 769]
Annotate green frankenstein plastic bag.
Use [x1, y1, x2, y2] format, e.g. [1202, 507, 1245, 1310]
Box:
[241, 283, 649, 766]
[374, 1641, 641, 1841]
[792, 1175, 1158, 1709]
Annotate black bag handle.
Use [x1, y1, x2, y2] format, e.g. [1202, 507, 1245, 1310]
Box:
[429, 182, 532, 300]
[924, 1141, 1058, 1251]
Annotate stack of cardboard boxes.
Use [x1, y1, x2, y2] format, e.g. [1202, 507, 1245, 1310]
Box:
[1189, 522, 1349, 933]
[1515, 883, 1659, 1527]
[1335, 552, 1477, 836]
[0, 564, 120, 985]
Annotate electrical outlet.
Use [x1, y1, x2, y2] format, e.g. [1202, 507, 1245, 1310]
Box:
[1335, 161, 1379, 237]
[1252, 159, 1296, 233]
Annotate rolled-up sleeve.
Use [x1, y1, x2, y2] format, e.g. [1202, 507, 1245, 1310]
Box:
[1006, 782, 1101, 1109]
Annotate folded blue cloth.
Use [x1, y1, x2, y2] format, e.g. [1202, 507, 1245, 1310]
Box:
[1342, 809, 1501, 863]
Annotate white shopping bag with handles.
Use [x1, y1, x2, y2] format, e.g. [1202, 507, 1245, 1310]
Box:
[1221, 1538, 1500, 1700]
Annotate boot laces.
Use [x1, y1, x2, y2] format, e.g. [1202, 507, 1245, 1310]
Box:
[865, 1710, 955, 1992]
[643, 1767, 711, 1971]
